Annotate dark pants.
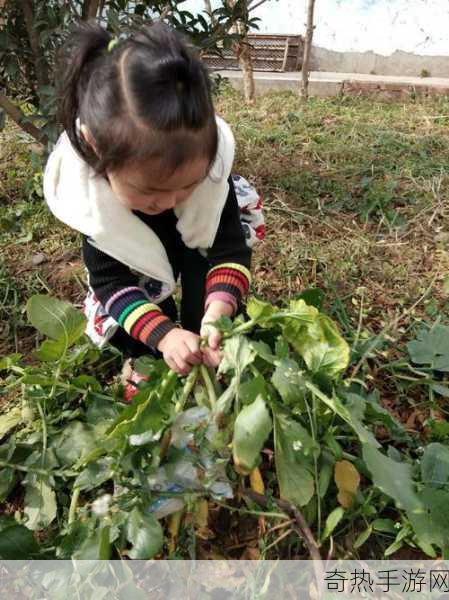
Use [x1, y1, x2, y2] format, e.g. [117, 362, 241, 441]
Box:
[108, 216, 211, 359]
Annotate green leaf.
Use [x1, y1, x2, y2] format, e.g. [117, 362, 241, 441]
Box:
[26, 294, 86, 348]
[275, 337, 290, 360]
[0, 466, 17, 502]
[307, 383, 380, 448]
[318, 452, 335, 498]
[72, 375, 102, 392]
[246, 297, 277, 322]
[34, 338, 66, 362]
[219, 335, 256, 376]
[0, 407, 22, 440]
[322, 506, 344, 540]
[372, 518, 397, 534]
[0, 353, 22, 371]
[106, 389, 167, 441]
[74, 457, 115, 492]
[86, 397, 121, 425]
[364, 392, 410, 442]
[427, 419, 449, 440]
[284, 299, 318, 323]
[430, 383, 449, 398]
[271, 358, 307, 406]
[21, 374, 55, 386]
[250, 340, 277, 364]
[126, 508, 163, 559]
[239, 375, 267, 405]
[56, 521, 90, 558]
[51, 421, 97, 467]
[362, 444, 422, 513]
[232, 395, 272, 474]
[283, 309, 350, 378]
[23, 474, 57, 531]
[214, 376, 238, 416]
[420, 443, 449, 489]
[384, 539, 404, 557]
[0, 517, 40, 558]
[208, 315, 234, 334]
[72, 524, 111, 559]
[408, 488, 449, 549]
[273, 407, 316, 507]
[407, 324, 449, 371]
[293, 288, 325, 310]
[354, 526, 372, 549]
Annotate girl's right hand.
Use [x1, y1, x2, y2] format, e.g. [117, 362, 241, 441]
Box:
[157, 328, 202, 376]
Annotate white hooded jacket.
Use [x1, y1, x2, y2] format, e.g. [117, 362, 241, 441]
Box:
[43, 115, 235, 301]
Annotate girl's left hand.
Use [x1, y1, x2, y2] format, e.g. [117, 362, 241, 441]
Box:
[200, 300, 234, 367]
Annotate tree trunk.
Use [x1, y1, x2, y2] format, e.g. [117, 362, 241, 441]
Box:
[0, 0, 7, 26]
[228, 0, 255, 104]
[0, 92, 48, 146]
[236, 21, 255, 103]
[300, 0, 316, 100]
[82, 0, 101, 20]
[19, 0, 49, 90]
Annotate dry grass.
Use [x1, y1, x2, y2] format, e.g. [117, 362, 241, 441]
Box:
[2, 87, 449, 362]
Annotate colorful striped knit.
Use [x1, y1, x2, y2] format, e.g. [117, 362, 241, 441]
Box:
[105, 286, 176, 349]
[204, 263, 251, 314]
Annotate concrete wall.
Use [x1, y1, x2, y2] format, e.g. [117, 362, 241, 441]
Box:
[310, 48, 449, 78]
[185, 0, 449, 76]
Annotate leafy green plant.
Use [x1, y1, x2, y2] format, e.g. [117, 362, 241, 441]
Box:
[1, 293, 448, 559]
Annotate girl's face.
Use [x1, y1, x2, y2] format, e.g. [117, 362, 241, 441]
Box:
[106, 157, 210, 215]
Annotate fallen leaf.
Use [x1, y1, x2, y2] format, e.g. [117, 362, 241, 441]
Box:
[335, 460, 360, 508]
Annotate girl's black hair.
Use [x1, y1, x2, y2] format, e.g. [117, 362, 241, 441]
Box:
[56, 20, 218, 178]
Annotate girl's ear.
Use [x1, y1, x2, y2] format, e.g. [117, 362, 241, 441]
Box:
[80, 123, 99, 156]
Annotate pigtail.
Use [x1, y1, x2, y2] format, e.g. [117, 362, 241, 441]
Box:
[129, 21, 214, 130]
[52, 20, 218, 177]
[56, 20, 112, 163]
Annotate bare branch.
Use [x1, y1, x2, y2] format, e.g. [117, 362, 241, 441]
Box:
[247, 0, 270, 13]
[243, 489, 321, 560]
[0, 92, 48, 146]
[300, 0, 316, 100]
[243, 489, 325, 597]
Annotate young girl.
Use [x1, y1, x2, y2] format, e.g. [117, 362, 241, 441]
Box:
[44, 20, 264, 399]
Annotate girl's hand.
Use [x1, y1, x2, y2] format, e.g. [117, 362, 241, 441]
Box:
[200, 300, 234, 368]
[157, 328, 202, 376]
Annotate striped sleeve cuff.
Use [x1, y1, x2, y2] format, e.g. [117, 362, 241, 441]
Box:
[105, 286, 176, 351]
[205, 263, 251, 314]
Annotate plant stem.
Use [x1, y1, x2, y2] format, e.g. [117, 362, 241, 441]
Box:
[243, 489, 322, 564]
[213, 498, 287, 520]
[53, 382, 114, 401]
[68, 486, 80, 525]
[159, 369, 178, 396]
[0, 459, 51, 476]
[222, 319, 255, 338]
[175, 366, 199, 412]
[351, 289, 365, 353]
[200, 365, 217, 408]
[48, 363, 63, 402]
[36, 400, 47, 469]
[305, 394, 321, 540]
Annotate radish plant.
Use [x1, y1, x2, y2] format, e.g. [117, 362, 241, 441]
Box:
[0, 294, 448, 559]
